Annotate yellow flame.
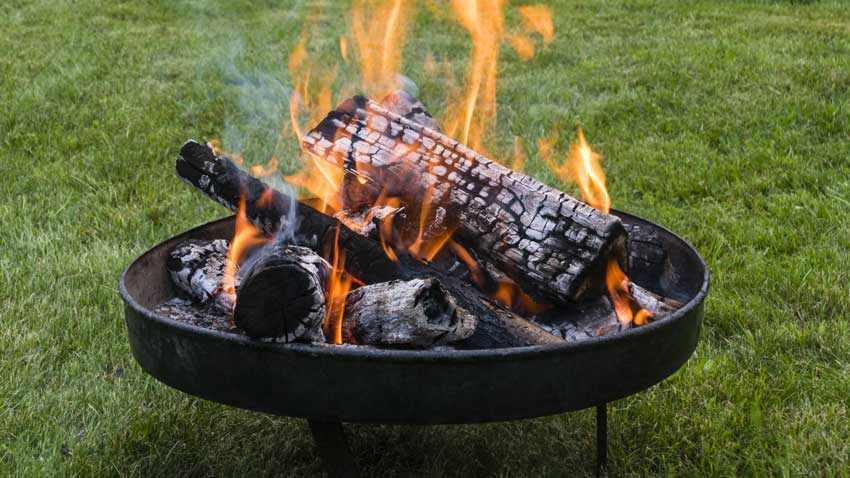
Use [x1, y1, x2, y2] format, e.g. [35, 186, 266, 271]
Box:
[324, 225, 352, 344]
[443, 0, 505, 151]
[569, 128, 610, 213]
[542, 128, 610, 214]
[223, 197, 270, 309]
[351, 0, 410, 97]
[339, 35, 349, 62]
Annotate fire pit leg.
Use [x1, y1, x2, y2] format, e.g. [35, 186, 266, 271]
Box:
[596, 403, 608, 476]
[308, 420, 360, 478]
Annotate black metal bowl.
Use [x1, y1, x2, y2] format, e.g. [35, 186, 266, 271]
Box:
[119, 211, 708, 425]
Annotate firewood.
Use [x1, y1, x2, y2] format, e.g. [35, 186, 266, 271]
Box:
[175, 140, 564, 348]
[531, 295, 626, 342]
[629, 283, 682, 317]
[301, 96, 629, 305]
[341, 278, 477, 348]
[233, 242, 330, 343]
[624, 223, 669, 289]
[531, 283, 683, 341]
[166, 239, 234, 313]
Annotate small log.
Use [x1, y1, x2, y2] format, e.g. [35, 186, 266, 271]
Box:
[302, 96, 629, 305]
[175, 141, 563, 348]
[234, 243, 330, 343]
[531, 283, 684, 341]
[341, 278, 477, 348]
[629, 282, 683, 317]
[531, 295, 626, 342]
[166, 239, 234, 313]
[624, 223, 669, 290]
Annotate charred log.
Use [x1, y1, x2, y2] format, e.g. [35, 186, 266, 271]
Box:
[175, 141, 563, 348]
[166, 239, 234, 313]
[531, 283, 683, 341]
[302, 96, 629, 305]
[341, 278, 477, 348]
[624, 223, 669, 290]
[233, 243, 329, 343]
[629, 282, 683, 317]
[531, 295, 626, 342]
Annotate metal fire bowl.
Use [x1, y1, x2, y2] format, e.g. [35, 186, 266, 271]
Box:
[119, 211, 708, 425]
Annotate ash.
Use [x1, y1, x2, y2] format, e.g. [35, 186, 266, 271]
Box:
[154, 297, 244, 334]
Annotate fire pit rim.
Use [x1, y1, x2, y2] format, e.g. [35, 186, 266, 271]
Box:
[119, 209, 709, 360]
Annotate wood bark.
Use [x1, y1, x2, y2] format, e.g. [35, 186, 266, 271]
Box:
[166, 239, 234, 313]
[233, 243, 330, 343]
[175, 140, 563, 348]
[341, 278, 477, 348]
[301, 96, 629, 305]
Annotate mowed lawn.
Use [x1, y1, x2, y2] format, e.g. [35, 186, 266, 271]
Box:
[2, 0, 850, 476]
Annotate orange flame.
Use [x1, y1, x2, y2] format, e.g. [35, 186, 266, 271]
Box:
[339, 36, 349, 62]
[518, 5, 554, 44]
[324, 225, 353, 344]
[508, 34, 536, 61]
[543, 128, 610, 213]
[351, 0, 410, 97]
[606, 260, 653, 325]
[444, 0, 505, 151]
[569, 128, 611, 213]
[250, 155, 280, 177]
[223, 196, 271, 307]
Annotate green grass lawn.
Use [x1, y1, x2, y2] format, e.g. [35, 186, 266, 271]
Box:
[2, 0, 850, 476]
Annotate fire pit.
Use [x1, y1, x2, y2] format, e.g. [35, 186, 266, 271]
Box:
[120, 207, 707, 476]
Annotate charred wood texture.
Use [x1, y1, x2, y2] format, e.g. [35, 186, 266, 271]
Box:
[166, 239, 234, 313]
[302, 96, 628, 305]
[531, 295, 626, 342]
[234, 243, 330, 343]
[341, 278, 477, 348]
[531, 283, 683, 341]
[175, 140, 563, 348]
[624, 223, 669, 290]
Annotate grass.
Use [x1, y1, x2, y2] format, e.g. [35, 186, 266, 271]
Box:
[2, 0, 850, 476]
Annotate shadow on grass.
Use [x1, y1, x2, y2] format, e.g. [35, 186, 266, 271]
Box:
[97, 400, 600, 478]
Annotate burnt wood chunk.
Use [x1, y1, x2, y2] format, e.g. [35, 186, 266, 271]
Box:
[342, 278, 477, 348]
[531, 295, 626, 342]
[166, 239, 234, 313]
[301, 96, 628, 304]
[531, 283, 683, 341]
[629, 283, 682, 317]
[175, 140, 564, 348]
[234, 243, 330, 343]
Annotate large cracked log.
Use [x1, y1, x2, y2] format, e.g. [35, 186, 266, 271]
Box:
[233, 242, 329, 343]
[341, 278, 477, 348]
[301, 96, 629, 305]
[175, 140, 563, 348]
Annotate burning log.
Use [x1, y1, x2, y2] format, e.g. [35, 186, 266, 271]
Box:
[233, 242, 329, 343]
[301, 96, 629, 305]
[629, 283, 682, 317]
[165, 239, 477, 347]
[175, 140, 563, 348]
[531, 283, 683, 341]
[341, 278, 477, 347]
[166, 239, 234, 313]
